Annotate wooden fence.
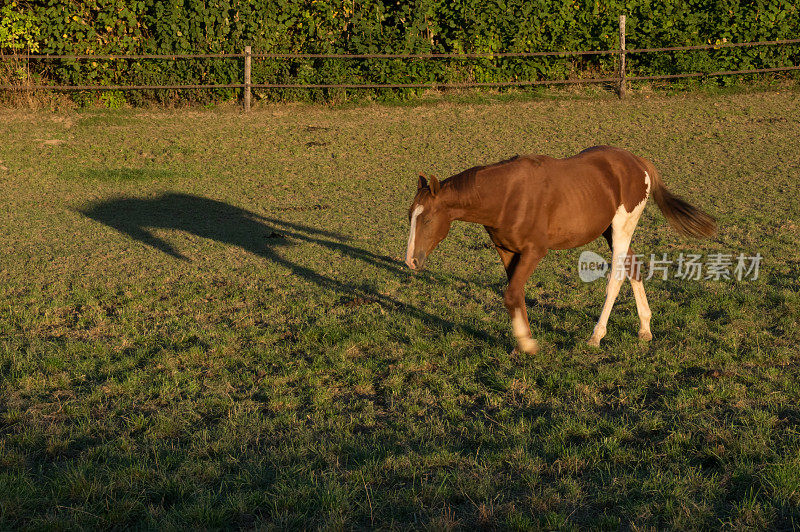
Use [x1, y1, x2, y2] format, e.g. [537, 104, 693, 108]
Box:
[2, 16, 799, 111]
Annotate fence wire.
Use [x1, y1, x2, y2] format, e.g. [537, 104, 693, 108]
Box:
[0, 37, 798, 93]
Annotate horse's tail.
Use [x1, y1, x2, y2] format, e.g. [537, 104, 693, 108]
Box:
[645, 161, 716, 238]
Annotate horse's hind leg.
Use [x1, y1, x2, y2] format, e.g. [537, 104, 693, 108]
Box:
[598, 228, 652, 341]
[589, 209, 644, 346]
[629, 254, 652, 341]
[588, 232, 630, 346]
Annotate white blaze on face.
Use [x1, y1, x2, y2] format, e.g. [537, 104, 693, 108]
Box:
[405, 205, 424, 267]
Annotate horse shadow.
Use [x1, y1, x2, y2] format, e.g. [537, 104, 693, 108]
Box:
[77, 191, 498, 344]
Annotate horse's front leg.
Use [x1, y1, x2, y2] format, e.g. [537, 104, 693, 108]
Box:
[497, 247, 545, 355]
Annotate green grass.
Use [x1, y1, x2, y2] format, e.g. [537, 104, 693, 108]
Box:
[1, 88, 800, 529]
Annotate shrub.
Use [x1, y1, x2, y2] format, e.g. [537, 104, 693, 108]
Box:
[4, 0, 800, 104]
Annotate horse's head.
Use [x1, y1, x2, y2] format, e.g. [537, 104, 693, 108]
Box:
[405, 174, 451, 270]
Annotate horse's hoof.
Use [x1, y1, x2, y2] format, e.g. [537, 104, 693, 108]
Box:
[638, 330, 653, 341]
[588, 326, 605, 348]
[516, 338, 539, 355]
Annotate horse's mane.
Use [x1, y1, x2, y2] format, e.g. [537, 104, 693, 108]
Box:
[441, 155, 524, 203]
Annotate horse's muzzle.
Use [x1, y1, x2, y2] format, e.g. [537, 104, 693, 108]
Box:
[405, 253, 425, 271]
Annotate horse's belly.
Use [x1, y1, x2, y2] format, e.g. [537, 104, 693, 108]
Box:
[546, 210, 613, 250]
[548, 229, 605, 250]
[540, 177, 618, 249]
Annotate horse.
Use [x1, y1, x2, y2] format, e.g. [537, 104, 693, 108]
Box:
[404, 146, 716, 353]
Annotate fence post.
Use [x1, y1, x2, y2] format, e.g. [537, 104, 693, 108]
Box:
[244, 45, 252, 112]
[618, 15, 627, 98]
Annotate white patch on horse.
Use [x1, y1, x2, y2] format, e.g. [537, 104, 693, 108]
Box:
[631, 278, 652, 340]
[634, 171, 651, 212]
[405, 205, 424, 265]
[610, 171, 651, 243]
[589, 171, 652, 345]
[512, 308, 539, 354]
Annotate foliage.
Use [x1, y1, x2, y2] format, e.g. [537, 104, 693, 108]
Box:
[7, 0, 800, 102]
[0, 2, 42, 90]
[0, 2, 41, 53]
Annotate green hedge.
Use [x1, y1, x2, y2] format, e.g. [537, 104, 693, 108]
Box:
[6, 0, 800, 103]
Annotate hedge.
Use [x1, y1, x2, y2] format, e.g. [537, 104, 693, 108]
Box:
[3, 0, 800, 103]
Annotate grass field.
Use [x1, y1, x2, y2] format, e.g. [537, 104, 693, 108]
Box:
[1, 87, 800, 529]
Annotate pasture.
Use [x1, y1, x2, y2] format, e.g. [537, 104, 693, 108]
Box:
[1, 87, 799, 529]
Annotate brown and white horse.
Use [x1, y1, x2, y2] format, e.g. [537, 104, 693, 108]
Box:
[405, 146, 715, 353]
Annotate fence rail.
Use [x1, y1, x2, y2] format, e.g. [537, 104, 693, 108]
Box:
[1, 16, 798, 110]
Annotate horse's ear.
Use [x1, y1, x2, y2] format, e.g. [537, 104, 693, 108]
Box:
[429, 175, 441, 196]
[418, 173, 428, 190]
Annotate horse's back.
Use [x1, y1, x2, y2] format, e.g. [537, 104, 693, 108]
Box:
[485, 146, 651, 249]
[566, 146, 651, 213]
